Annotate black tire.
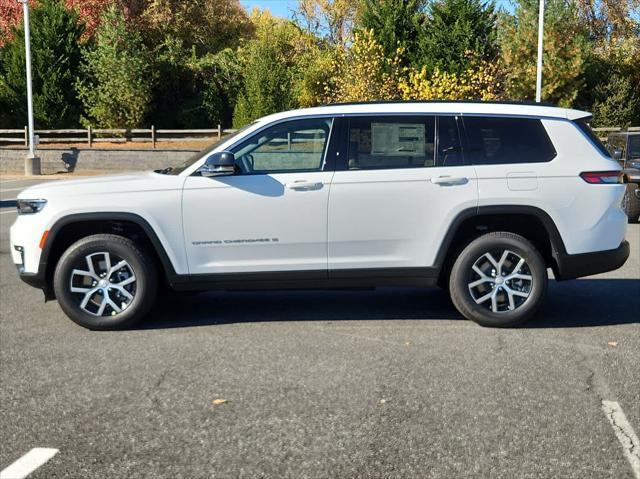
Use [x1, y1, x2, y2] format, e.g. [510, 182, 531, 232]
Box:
[622, 183, 640, 223]
[53, 234, 158, 330]
[449, 232, 548, 327]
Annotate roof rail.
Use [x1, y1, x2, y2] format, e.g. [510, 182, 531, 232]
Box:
[322, 99, 559, 108]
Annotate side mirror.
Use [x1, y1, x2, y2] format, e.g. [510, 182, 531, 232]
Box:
[200, 151, 236, 177]
[613, 148, 623, 160]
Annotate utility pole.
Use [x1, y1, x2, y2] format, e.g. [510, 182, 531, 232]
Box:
[18, 0, 40, 175]
[535, 0, 545, 103]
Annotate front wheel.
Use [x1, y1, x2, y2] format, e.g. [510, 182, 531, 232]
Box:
[449, 232, 548, 327]
[53, 234, 158, 330]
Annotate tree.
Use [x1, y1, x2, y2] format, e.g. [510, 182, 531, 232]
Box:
[575, 0, 640, 49]
[589, 73, 640, 127]
[295, 0, 358, 47]
[76, 5, 153, 128]
[358, 0, 424, 61]
[232, 11, 299, 127]
[1, 0, 144, 46]
[399, 62, 503, 101]
[415, 0, 498, 75]
[323, 29, 403, 103]
[0, 0, 84, 128]
[141, 0, 252, 54]
[499, 0, 589, 106]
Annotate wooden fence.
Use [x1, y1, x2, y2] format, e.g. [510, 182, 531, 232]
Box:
[592, 126, 640, 142]
[0, 125, 238, 148]
[1, 125, 639, 148]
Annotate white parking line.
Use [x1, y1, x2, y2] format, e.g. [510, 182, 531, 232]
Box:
[602, 400, 640, 479]
[0, 210, 16, 215]
[0, 448, 58, 479]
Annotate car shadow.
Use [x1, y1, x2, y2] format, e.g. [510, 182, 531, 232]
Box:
[138, 278, 639, 330]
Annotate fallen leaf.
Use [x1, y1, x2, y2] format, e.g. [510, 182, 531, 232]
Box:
[212, 399, 228, 405]
[607, 341, 618, 347]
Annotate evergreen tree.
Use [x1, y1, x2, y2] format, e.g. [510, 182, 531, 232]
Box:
[415, 0, 498, 74]
[76, 5, 153, 128]
[0, 0, 84, 128]
[499, 0, 588, 106]
[357, 0, 424, 61]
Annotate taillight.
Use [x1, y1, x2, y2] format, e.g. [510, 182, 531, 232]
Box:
[579, 171, 623, 184]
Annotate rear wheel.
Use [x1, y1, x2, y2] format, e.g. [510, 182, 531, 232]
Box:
[449, 232, 547, 327]
[53, 234, 157, 330]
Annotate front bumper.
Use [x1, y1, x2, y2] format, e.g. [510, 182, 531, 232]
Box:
[555, 241, 630, 280]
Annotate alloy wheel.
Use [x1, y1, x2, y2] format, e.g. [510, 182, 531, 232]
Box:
[467, 250, 533, 313]
[69, 251, 137, 317]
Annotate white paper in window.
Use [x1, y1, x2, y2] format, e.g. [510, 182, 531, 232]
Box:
[371, 123, 425, 157]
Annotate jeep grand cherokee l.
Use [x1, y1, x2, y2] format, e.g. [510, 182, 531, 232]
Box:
[10, 102, 630, 329]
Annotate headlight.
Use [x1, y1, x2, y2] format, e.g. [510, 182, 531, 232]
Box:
[17, 199, 47, 215]
[628, 160, 640, 169]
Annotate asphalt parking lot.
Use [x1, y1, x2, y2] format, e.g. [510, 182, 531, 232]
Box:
[1, 176, 639, 478]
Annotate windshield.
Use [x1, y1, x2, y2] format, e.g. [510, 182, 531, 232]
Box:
[629, 135, 640, 159]
[165, 123, 255, 175]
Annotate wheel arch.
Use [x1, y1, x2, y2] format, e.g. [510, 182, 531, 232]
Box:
[435, 205, 567, 283]
[39, 212, 179, 299]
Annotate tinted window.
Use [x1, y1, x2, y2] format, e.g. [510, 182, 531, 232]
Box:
[347, 116, 436, 169]
[464, 117, 556, 165]
[575, 120, 611, 158]
[231, 118, 331, 174]
[437, 116, 463, 167]
[629, 135, 640, 159]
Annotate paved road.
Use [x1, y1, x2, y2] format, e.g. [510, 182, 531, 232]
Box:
[1, 176, 639, 478]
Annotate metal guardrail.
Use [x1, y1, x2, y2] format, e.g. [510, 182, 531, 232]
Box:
[0, 125, 238, 148]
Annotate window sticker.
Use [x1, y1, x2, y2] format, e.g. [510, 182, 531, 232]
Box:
[371, 123, 425, 157]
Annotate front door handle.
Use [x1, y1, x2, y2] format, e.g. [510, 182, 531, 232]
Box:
[430, 176, 469, 186]
[285, 180, 323, 191]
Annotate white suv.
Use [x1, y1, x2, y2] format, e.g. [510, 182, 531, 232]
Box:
[10, 102, 630, 330]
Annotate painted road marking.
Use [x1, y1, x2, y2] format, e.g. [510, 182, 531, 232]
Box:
[0, 448, 58, 479]
[0, 210, 17, 215]
[602, 400, 640, 479]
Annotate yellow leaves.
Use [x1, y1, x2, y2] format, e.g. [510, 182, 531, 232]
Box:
[399, 62, 503, 101]
[323, 29, 505, 104]
[324, 29, 403, 103]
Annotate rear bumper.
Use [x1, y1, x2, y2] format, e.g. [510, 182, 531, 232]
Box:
[555, 241, 630, 280]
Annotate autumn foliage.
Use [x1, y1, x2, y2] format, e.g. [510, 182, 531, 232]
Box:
[1, 0, 639, 129]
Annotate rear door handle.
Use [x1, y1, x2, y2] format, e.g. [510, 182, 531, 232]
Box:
[285, 180, 323, 191]
[430, 176, 469, 186]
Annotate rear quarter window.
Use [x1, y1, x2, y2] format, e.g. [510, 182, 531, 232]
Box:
[463, 117, 556, 165]
[574, 120, 611, 158]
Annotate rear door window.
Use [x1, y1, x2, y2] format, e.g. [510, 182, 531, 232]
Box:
[463, 116, 556, 165]
[347, 116, 436, 170]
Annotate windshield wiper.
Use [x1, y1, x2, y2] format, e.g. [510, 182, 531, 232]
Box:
[155, 167, 173, 174]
